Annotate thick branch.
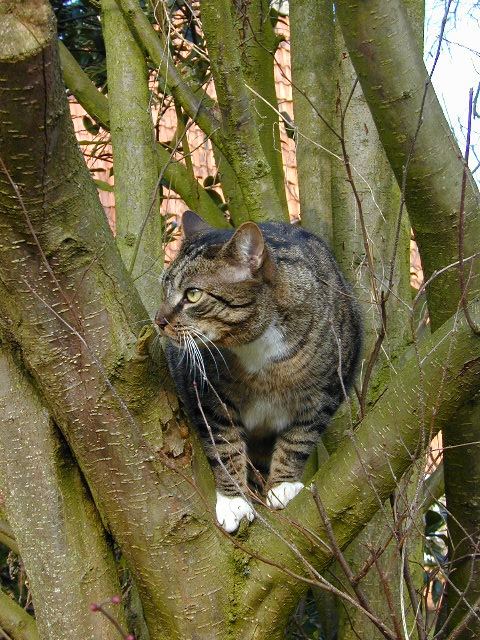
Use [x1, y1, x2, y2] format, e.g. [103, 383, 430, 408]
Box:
[235, 0, 288, 216]
[0, 349, 127, 640]
[237, 302, 480, 636]
[0, 589, 39, 640]
[58, 42, 110, 129]
[102, 0, 162, 314]
[290, 0, 335, 239]
[335, 0, 480, 329]
[199, 0, 287, 223]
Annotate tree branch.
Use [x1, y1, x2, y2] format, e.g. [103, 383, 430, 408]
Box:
[335, 0, 480, 329]
[102, 0, 163, 314]
[0, 589, 39, 640]
[199, 0, 287, 223]
[58, 42, 110, 129]
[237, 301, 480, 636]
[290, 0, 336, 238]
[234, 0, 288, 216]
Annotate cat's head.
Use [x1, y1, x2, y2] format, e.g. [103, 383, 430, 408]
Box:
[155, 211, 275, 347]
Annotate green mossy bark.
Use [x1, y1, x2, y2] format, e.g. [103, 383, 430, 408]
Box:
[335, 0, 480, 329]
[290, 0, 335, 240]
[234, 0, 288, 217]
[102, 0, 162, 315]
[0, 7, 228, 638]
[58, 42, 110, 129]
[0, 350, 127, 640]
[199, 0, 286, 223]
[236, 301, 480, 637]
[0, 588, 39, 640]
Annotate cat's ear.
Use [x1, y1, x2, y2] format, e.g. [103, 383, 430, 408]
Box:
[224, 222, 266, 271]
[182, 210, 212, 239]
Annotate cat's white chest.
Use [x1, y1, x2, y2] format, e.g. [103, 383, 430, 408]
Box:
[230, 322, 288, 374]
[240, 396, 291, 433]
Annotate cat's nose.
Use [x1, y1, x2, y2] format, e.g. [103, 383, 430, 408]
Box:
[155, 311, 168, 330]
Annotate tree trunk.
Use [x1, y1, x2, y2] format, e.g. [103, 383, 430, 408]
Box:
[0, 350, 126, 640]
[234, 0, 289, 217]
[290, 0, 335, 241]
[102, 0, 162, 314]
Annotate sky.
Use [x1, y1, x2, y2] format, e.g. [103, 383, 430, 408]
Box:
[425, 0, 480, 176]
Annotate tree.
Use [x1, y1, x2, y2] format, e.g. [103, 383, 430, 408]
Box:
[0, 1, 479, 639]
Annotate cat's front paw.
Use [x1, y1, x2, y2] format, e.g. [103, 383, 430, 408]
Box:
[216, 492, 255, 533]
[267, 481, 304, 509]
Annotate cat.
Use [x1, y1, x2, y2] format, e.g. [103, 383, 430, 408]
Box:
[156, 211, 362, 532]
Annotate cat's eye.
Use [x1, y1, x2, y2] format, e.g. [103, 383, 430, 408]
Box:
[185, 288, 203, 303]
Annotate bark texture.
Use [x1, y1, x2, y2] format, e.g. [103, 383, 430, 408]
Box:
[290, 0, 335, 240]
[0, 350, 126, 640]
[335, 0, 480, 328]
[102, 0, 162, 314]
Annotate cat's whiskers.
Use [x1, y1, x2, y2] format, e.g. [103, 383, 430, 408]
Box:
[176, 333, 189, 369]
[188, 327, 228, 374]
[186, 332, 208, 385]
[180, 330, 195, 378]
[188, 329, 220, 378]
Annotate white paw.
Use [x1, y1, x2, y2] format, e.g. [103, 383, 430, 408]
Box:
[215, 492, 255, 533]
[266, 481, 304, 509]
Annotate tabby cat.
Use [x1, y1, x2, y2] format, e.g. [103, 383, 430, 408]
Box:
[156, 211, 362, 532]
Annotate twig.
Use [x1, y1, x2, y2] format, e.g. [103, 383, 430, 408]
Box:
[359, 291, 387, 417]
[90, 596, 134, 639]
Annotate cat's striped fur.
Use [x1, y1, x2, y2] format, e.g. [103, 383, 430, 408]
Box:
[156, 211, 362, 531]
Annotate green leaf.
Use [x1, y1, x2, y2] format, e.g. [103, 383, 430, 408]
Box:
[425, 509, 445, 535]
